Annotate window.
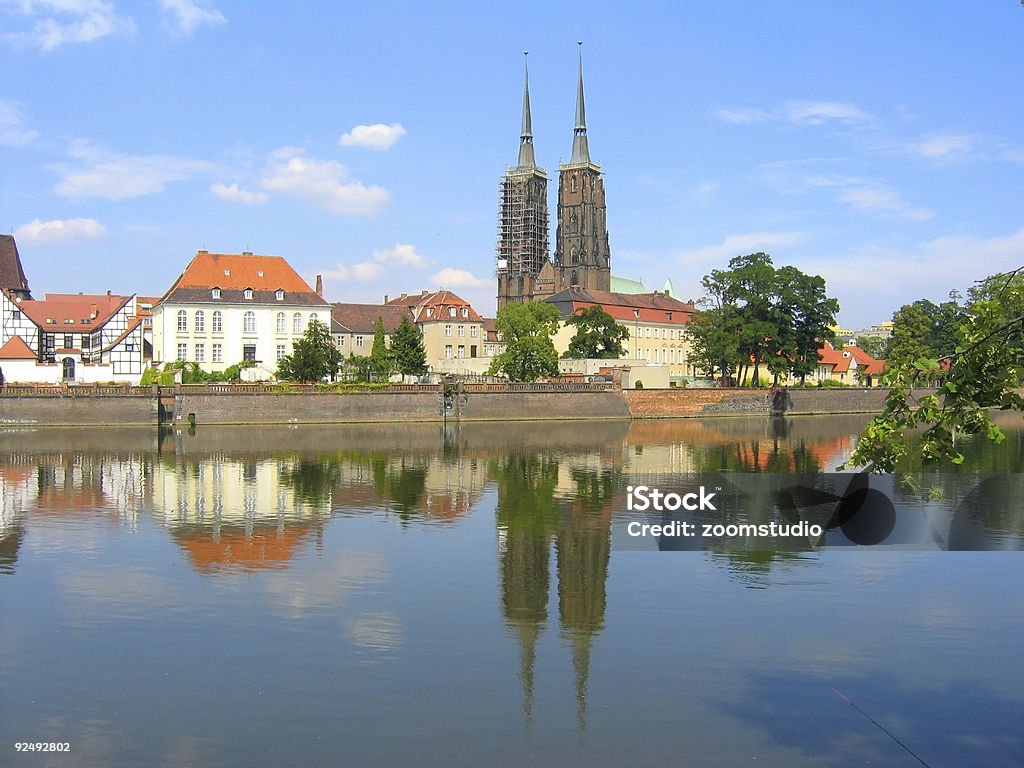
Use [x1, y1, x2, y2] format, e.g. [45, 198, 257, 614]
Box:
[449, 307, 456, 317]
[356, 336, 364, 348]
[243, 311, 256, 334]
[212, 311, 222, 333]
[212, 343, 223, 363]
[195, 310, 205, 333]
[470, 326, 478, 338]
[177, 310, 187, 333]
[444, 345, 452, 359]
[211, 287, 221, 299]
[275, 289, 285, 301]
[461, 307, 468, 318]
[293, 313, 302, 334]
[309, 313, 318, 327]
[457, 345, 465, 359]
[276, 344, 286, 361]
[243, 288, 253, 300]
[243, 345, 256, 362]
[457, 325, 464, 337]
[427, 308, 433, 317]
[177, 343, 187, 360]
[12, 310, 20, 320]
[64, 334, 73, 349]
[571, 174, 578, 193]
[276, 312, 286, 334]
[82, 336, 91, 350]
[470, 345, 477, 358]
[195, 344, 205, 362]
[338, 336, 345, 347]
[445, 324, 452, 337]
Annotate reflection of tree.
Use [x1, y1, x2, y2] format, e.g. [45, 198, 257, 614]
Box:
[279, 459, 341, 508]
[387, 462, 427, 516]
[0, 524, 24, 575]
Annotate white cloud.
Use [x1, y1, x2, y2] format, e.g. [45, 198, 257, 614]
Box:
[339, 123, 406, 150]
[3, 0, 136, 52]
[807, 174, 933, 221]
[913, 133, 975, 159]
[713, 100, 872, 128]
[674, 231, 805, 266]
[158, 0, 224, 36]
[0, 100, 38, 145]
[14, 216, 106, 243]
[259, 147, 389, 216]
[321, 244, 430, 285]
[373, 243, 427, 268]
[805, 228, 1024, 328]
[53, 141, 214, 199]
[210, 181, 267, 205]
[429, 267, 490, 289]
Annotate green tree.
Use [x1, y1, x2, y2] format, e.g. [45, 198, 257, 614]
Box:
[845, 268, 1024, 471]
[390, 315, 428, 377]
[487, 301, 561, 382]
[277, 319, 342, 382]
[369, 316, 394, 381]
[562, 304, 629, 359]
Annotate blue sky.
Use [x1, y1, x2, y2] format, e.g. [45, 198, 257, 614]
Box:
[2, 1, 1022, 328]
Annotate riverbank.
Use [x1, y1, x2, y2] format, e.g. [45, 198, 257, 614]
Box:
[0, 382, 911, 427]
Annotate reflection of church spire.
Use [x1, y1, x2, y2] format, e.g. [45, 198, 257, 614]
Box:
[557, 506, 611, 735]
[500, 530, 549, 722]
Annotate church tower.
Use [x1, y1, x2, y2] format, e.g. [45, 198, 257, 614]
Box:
[554, 43, 611, 293]
[496, 53, 550, 310]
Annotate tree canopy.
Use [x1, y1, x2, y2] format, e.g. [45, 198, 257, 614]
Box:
[390, 315, 428, 377]
[562, 304, 629, 359]
[845, 270, 1024, 472]
[369, 316, 394, 381]
[277, 319, 342, 382]
[487, 301, 561, 382]
[686, 253, 839, 385]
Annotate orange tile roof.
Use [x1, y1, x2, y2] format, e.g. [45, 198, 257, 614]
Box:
[817, 342, 884, 374]
[17, 293, 131, 333]
[392, 289, 484, 323]
[173, 251, 315, 292]
[547, 287, 696, 324]
[0, 335, 37, 360]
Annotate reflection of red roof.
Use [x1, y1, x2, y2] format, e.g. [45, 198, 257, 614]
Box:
[0, 335, 37, 360]
[173, 525, 318, 574]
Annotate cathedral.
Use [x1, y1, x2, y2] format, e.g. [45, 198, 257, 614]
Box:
[496, 46, 611, 309]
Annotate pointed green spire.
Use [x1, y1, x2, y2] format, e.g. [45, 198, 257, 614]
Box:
[569, 41, 591, 165]
[517, 51, 537, 170]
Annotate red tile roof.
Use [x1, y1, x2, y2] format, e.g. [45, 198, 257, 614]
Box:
[818, 342, 884, 375]
[17, 292, 132, 333]
[547, 287, 696, 324]
[0, 235, 30, 296]
[387, 290, 483, 323]
[0, 335, 37, 360]
[331, 303, 412, 335]
[160, 251, 328, 307]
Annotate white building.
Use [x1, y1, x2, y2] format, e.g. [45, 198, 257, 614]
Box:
[152, 250, 330, 375]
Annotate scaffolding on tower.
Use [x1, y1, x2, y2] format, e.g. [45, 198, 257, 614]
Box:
[496, 169, 549, 278]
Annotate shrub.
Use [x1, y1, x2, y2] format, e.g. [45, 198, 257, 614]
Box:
[634, 380, 644, 389]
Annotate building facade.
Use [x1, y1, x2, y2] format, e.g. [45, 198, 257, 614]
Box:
[496, 46, 611, 308]
[153, 250, 330, 374]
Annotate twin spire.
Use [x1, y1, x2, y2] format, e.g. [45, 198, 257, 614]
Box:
[514, 42, 592, 171]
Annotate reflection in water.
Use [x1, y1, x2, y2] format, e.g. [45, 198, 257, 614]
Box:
[2, 417, 1023, 766]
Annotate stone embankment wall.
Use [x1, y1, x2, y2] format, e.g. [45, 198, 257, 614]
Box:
[0, 383, 907, 427]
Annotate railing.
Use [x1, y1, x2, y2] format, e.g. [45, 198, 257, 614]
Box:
[0, 383, 155, 396]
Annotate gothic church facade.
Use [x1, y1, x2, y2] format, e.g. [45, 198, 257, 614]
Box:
[496, 47, 611, 310]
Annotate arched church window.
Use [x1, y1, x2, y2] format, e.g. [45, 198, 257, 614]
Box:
[570, 270, 579, 287]
[571, 175, 577, 193]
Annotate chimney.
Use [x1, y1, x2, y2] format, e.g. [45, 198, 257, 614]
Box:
[106, 289, 111, 297]
[90, 304, 97, 319]
[242, 251, 253, 256]
[315, 274, 323, 297]
[384, 294, 389, 303]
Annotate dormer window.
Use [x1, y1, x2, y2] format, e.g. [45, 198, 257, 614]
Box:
[426, 308, 433, 317]
[224, 269, 231, 276]
[461, 307, 468, 318]
[243, 288, 253, 300]
[258, 271, 264, 277]
[275, 289, 285, 301]
[449, 307, 456, 317]
[211, 287, 221, 299]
